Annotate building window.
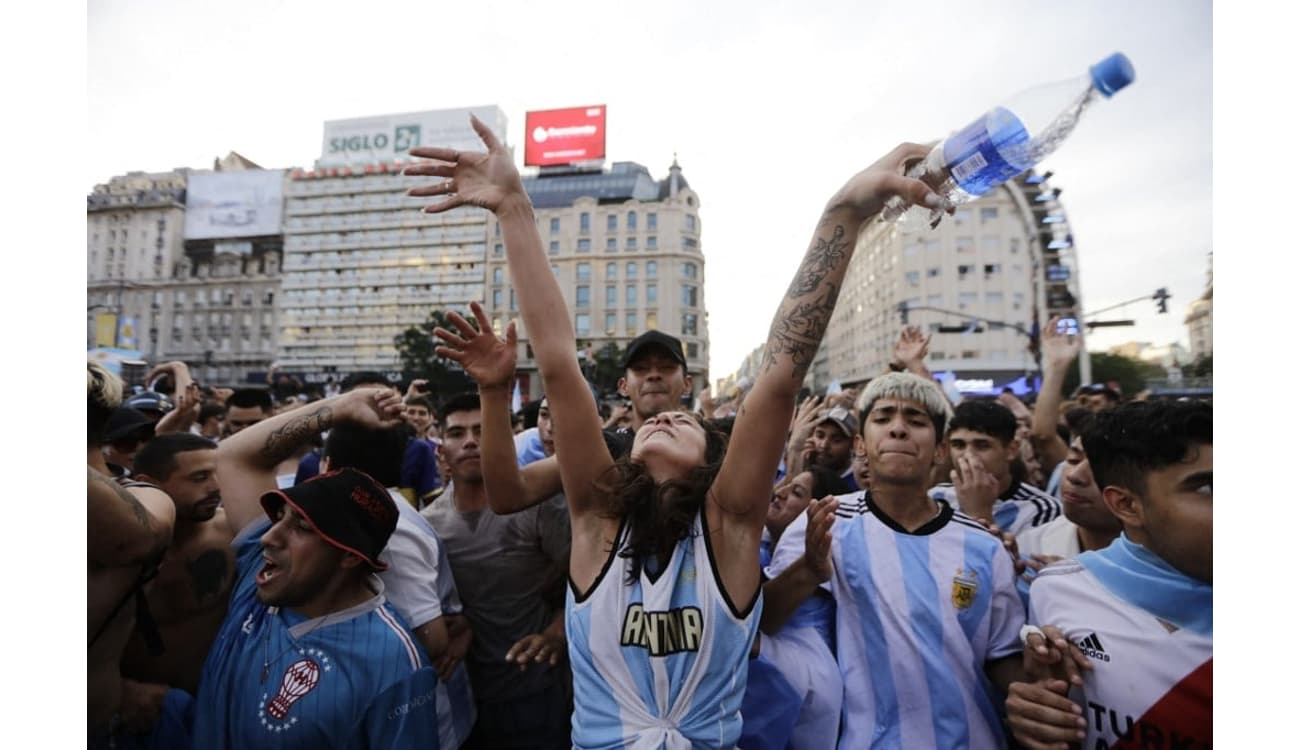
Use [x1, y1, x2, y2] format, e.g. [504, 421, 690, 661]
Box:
[680, 285, 697, 307]
[580, 212, 590, 234]
[681, 313, 698, 336]
[577, 262, 590, 281]
[492, 289, 503, 308]
[905, 271, 921, 286]
[606, 285, 617, 306]
[626, 237, 637, 250]
[627, 211, 637, 231]
[646, 283, 658, 303]
[577, 238, 591, 253]
[575, 313, 590, 336]
[647, 213, 657, 231]
[550, 264, 559, 276]
[958, 292, 978, 308]
[605, 312, 617, 335]
[683, 237, 698, 250]
[686, 214, 696, 232]
[953, 209, 973, 225]
[683, 263, 697, 279]
[932, 351, 946, 361]
[646, 261, 657, 278]
[647, 236, 657, 250]
[958, 264, 973, 280]
[626, 285, 637, 306]
[606, 262, 617, 279]
[927, 294, 943, 307]
[607, 214, 617, 232]
[961, 350, 978, 359]
[686, 342, 698, 359]
[549, 241, 559, 255]
[510, 289, 517, 310]
[986, 291, 1004, 305]
[980, 207, 998, 223]
[956, 237, 975, 254]
[1012, 292, 1025, 310]
[982, 237, 1001, 254]
[1009, 238, 1020, 255]
[493, 268, 505, 284]
[626, 262, 637, 279]
[550, 217, 560, 234]
[647, 311, 658, 329]
[626, 312, 637, 335]
[984, 263, 1001, 277]
[606, 237, 617, 251]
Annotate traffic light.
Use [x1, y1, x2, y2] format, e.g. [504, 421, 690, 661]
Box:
[1153, 287, 1170, 314]
[897, 301, 909, 324]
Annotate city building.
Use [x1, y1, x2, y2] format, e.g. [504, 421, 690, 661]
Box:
[275, 106, 509, 383]
[816, 171, 1083, 397]
[1109, 340, 1190, 368]
[484, 158, 709, 399]
[1185, 257, 1212, 361]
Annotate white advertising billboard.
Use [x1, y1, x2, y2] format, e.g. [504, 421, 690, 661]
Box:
[317, 106, 509, 167]
[184, 170, 286, 240]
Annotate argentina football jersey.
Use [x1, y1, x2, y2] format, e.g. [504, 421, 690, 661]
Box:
[929, 479, 1062, 538]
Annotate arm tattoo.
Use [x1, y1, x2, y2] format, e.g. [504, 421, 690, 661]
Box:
[761, 221, 851, 380]
[89, 467, 151, 531]
[258, 406, 333, 464]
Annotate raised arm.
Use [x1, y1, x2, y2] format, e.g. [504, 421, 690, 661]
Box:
[1031, 316, 1078, 474]
[216, 388, 404, 534]
[88, 467, 175, 568]
[434, 303, 564, 514]
[709, 143, 939, 521]
[407, 118, 612, 522]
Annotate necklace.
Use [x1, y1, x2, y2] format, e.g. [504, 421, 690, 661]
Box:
[259, 607, 340, 683]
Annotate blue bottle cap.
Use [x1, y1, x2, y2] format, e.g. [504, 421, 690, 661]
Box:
[1089, 53, 1135, 97]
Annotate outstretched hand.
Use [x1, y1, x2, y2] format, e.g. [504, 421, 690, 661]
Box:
[826, 142, 944, 224]
[893, 325, 931, 368]
[335, 387, 406, 430]
[1041, 315, 1082, 369]
[405, 115, 527, 215]
[434, 301, 518, 391]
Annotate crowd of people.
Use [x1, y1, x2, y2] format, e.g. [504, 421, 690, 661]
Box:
[88, 120, 1211, 749]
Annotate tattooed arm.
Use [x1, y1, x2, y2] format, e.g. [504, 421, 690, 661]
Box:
[705, 143, 940, 607]
[88, 467, 176, 568]
[217, 388, 405, 535]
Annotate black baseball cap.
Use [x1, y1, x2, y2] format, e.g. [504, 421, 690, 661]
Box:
[104, 407, 156, 444]
[623, 330, 687, 369]
[259, 468, 399, 571]
[125, 391, 174, 416]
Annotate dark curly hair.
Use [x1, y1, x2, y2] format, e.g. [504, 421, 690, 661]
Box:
[1081, 400, 1212, 498]
[594, 413, 730, 583]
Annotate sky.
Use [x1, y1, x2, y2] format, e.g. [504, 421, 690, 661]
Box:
[85, 0, 1213, 378]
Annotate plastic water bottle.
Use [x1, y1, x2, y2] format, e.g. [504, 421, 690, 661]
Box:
[881, 52, 1136, 229]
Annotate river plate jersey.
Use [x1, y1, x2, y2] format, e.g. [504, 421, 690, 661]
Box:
[566, 511, 761, 750]
[192, 519, 440, 749]
[1029, 553, 1212, 749]
[828, 492, 1024, 750]
[929, 479, 1062, 538]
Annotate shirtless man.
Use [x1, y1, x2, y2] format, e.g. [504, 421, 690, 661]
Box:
[88, 361, 175, 746]
[122, 433, 236, 695]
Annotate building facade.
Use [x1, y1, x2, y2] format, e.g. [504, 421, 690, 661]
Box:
[87, 169, 189, 360]
[818, 171, 1084, 396]
[275, 107, 509, 381]
[483, 159, 709, 399]
[1185, 258, 1212, 361]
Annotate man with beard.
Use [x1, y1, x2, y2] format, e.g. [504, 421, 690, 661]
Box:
[123, 434, 234, 696]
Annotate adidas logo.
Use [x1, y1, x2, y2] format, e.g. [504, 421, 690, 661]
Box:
[1075, 632, 1112, 663]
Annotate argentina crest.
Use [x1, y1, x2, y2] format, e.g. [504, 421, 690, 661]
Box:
[951, 567, 978, 610]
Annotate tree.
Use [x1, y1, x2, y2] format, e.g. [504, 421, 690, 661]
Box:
[591, 342, 627, 396]
[393, 310, 474, 396]
[1059, 352, 1158, 399]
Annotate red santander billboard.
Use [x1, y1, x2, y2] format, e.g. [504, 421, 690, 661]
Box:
[524, 105, 606, 167]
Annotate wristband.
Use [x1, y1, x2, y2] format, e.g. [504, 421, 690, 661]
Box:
[1019, 624, 1045, 646]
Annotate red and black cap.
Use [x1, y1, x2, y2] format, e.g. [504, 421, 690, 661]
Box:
[259, 468, 399, 571]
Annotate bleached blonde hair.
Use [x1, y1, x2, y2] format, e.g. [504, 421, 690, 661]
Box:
[87, 360, 124, 446]
[858, 372, 953, 435]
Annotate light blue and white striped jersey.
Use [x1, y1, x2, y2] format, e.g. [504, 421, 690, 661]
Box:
[828, 492, 1024, 749]
[567, 511, 761, 750]
[193, 519, 440, 749]
[929, 479, 1062, 538]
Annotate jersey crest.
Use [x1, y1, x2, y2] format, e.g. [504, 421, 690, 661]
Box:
[952, 567, 979, 610]
[258, 650, 332, 732]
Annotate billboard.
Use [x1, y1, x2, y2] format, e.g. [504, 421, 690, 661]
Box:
[184, 170, 286, 240]
[318, 106, 509, 167]
[524, 105, 606, 166]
